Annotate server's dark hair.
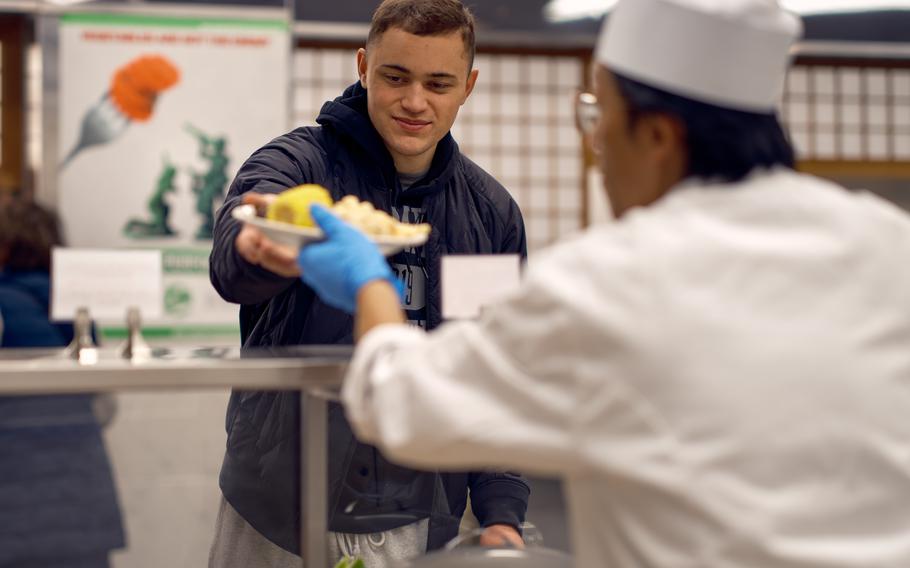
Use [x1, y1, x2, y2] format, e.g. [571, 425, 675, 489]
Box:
[614, 72, 795, 182]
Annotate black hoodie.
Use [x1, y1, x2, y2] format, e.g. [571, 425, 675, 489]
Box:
[210, 82, 529, 554]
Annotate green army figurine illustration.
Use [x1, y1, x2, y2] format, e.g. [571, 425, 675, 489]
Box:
[123, 158, 178, 238]
[186, 123, 229, 239]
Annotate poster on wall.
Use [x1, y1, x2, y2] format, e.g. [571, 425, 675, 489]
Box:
[57, 13, 289, 340]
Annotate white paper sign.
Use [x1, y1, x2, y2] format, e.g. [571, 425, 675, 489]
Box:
[51, 248, 163, 321]
[441, 255, 522, 320]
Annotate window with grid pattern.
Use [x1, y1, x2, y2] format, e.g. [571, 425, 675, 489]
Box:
[782, 63, 910, 162]
[293, 46, 586, 252]
[26, 43, 40, 173]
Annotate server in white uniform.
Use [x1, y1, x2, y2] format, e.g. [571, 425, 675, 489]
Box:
[294, 0, 910, 566]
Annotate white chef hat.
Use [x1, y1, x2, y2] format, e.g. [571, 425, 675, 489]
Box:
[595, 0, 803, 113]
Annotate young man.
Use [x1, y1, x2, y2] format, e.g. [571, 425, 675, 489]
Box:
[208, 1, 529, 566]
[296, 0, 910, 566]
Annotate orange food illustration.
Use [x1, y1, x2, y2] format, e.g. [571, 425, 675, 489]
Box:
[109, 55, 180, 122]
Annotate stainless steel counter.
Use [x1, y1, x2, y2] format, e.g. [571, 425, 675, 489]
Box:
[0, 344, 352, 568]
[0, 345, 350, 394]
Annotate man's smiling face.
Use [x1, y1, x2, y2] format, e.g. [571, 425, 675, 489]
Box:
[357, 26, 478, 174]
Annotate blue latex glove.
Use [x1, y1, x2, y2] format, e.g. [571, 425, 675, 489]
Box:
[297, 204, 401, 314]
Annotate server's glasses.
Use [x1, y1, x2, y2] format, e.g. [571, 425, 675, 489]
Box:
[575, 92, 600, 135]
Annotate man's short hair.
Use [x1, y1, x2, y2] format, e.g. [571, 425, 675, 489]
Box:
[615, 73, 796, 183]
[367, 0, 476, 70]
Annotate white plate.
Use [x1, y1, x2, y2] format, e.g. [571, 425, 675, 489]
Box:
[231, 204, 428, 256]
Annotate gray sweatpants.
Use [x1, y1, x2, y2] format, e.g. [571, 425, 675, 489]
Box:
[208, 496, 428, 568]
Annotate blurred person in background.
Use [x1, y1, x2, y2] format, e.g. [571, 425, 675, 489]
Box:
[293, 0, 910, 566]
[208, 1, 529, 566]
[0, 198, 125, 568]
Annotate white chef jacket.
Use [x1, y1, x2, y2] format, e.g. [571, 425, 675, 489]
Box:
[342, 168, 910, 568]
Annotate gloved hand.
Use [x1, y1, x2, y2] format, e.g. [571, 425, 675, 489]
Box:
[297, 204, 401, 314]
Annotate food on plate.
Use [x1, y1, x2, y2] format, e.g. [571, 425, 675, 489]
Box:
[332, 195, 431, 238]
[266, 184, 334, 228]
[265, 185, 431, 238]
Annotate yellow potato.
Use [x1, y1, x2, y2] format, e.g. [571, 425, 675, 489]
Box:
[266, 184, 334, 228]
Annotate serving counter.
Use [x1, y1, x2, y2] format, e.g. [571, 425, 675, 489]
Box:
[0, 344, 351, 568]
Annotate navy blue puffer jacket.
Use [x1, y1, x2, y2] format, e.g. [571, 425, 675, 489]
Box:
[210, 83, 530, 555]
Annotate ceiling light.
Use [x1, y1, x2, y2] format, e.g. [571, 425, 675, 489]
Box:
[544, 0, 618, 23]
[544, 0, 910, 23]
[44, 0, 96, 6]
